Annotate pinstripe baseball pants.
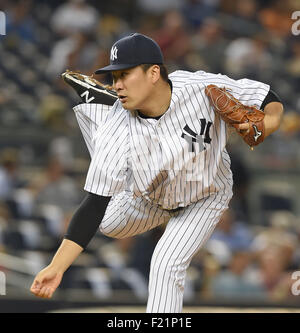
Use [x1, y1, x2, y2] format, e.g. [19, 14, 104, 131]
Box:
[100, 190, 232, 313]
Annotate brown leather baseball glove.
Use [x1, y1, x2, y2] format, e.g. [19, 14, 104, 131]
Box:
[205, 84, 265, 149]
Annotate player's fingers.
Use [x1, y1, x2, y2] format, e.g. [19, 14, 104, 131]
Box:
[38, 286, 49, 298]
[233, 123, 250, 136]
[31, 284, 47, 298]
[237, 123, 250, 132]
[43, 287, 53, 299]
[48, 287, 55, 298]
[30, 280, 41, 294]
[43, 286, 55, 299]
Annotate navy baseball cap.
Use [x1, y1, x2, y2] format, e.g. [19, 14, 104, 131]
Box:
[95, 33, 164, 74]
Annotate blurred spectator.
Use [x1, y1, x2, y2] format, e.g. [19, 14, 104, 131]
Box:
[5, 0, 35, 44]
[0, 148, 25, 219]
[208, 209, 253, 254]
[286, 40, 300, 85]
[50, 0, 100, 37]
[264, 111, 300, 170]
[49, 136, 75, 171]
[211, 250, 266, 300]
[0, 201, 26, 252]
[251, 210, 298, 254]
[93, 14, 132, 83]
[37, 94, 70, 132]
[192, 248, 220, 299]
[29, 156, 81, 237]
[98, 235, 149, 299]
[0, 149, 20, 201]
[97, 14, 131, 49]
[30, 156, 80, 214]
[154, 10, 190, 67]
[224, 34, 272, 79]
[46, 31, 101, 79]
[137, 0, 181, 16]
[0, 203, 9, 251]
[219, 0, 263, 38]
[228, 149, 251, 220]
[189, 17, 227, 72]
[95, 1, 139, 23]
[250, 210, 298, 301]
[181, 0, 219, 30]
[258, 0, 294, 39]
[255, 245, 296, 301]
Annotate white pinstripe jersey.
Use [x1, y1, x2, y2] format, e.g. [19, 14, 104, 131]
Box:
[82, 70, 270, 210]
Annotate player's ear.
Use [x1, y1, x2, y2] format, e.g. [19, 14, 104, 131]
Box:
[149, 65, 160, 83]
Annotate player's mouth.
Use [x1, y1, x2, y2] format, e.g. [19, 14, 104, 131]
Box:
[118, 95, 127, 103]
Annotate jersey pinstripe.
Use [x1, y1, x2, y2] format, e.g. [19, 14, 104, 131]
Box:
[79, 70, 269, 209]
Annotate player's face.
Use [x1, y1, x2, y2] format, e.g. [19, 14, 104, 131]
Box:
[112, 66, 154, 111]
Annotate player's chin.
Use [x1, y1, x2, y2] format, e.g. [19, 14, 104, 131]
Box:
[121, 101, 135, 111]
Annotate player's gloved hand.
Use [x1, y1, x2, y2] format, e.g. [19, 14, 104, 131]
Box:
[61, 70, 117, 105]
[205, 84, 265, 149]
[30, 265, 63, 299]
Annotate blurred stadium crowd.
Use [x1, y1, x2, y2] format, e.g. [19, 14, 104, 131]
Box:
[1, 0, 300, 309]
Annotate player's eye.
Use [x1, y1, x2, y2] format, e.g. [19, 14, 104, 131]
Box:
[112, 74, 120, 83]
[112, 72, 127, 83]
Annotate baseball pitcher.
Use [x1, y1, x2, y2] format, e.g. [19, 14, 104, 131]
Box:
[30, 33, 283, 313]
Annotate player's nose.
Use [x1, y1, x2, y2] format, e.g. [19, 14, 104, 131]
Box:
[113, 78, 124, 91]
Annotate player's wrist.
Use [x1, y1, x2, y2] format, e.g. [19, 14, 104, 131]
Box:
[263, 105, 283, 137]
[49, 239, 84, 273]
[48, 260, 68, 274]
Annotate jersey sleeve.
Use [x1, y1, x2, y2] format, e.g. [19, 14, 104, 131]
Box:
[73, 103, 112, 157]
[83, 105, 129, 196]
[194, 71, 270, 110]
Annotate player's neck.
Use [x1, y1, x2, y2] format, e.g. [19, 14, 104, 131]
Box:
[138, 80, 172, 118]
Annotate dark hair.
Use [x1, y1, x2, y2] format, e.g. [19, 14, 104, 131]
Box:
[140, 64, 169, 82]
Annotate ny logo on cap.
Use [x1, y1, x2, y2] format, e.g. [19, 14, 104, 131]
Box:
[110, 46, 118, 61]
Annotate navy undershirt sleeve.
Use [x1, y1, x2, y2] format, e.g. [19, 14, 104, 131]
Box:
[261, 89, 282, 110]
[64, 192, 111, 249]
